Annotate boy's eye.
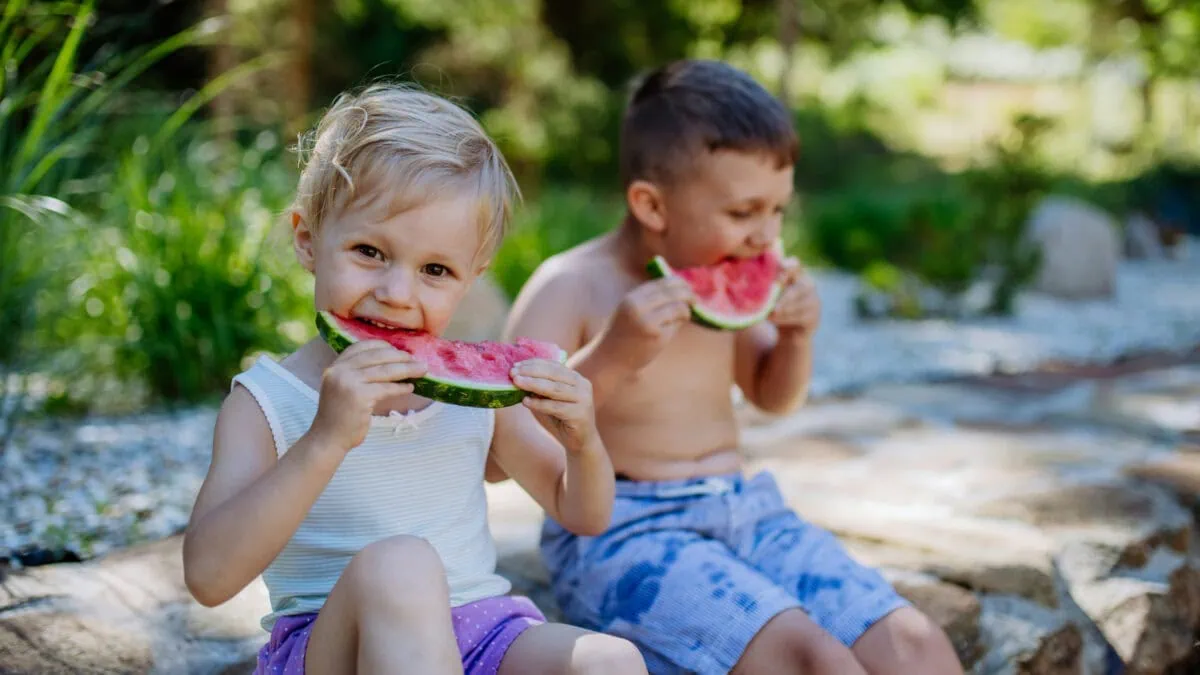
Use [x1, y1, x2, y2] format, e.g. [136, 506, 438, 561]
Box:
[729, 210, 754, 220]
[423, 263, 451, 278]
[354, 244, 383, 260]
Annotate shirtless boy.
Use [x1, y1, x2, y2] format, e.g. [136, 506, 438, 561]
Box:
[502, 59, 963, 675]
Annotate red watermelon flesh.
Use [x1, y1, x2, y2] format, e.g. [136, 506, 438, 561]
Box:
[328, 314, 563, 386]
[674, 252, 780, 316]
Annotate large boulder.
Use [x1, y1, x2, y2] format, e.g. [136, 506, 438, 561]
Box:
[1026, 195, 1121, 299]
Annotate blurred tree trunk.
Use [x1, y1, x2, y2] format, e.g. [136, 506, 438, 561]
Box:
[206, 0, 236, 143]
[285, 0, 315, 138]
[778, 0, 798, 104]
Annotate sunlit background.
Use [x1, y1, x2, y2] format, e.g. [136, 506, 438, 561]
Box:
[4, 0, 1198, 418]
[3, 3, 1200, 671]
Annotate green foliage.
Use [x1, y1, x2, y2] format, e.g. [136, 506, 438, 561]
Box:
[57, 133, 307, 406]
[0, 0, 211, 435]
[490, 186, 624, 299]
[807, 114, 1053, 319]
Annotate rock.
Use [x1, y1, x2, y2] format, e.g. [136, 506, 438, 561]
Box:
[442, 274, 511, 341]
[0, 536, 268, 675]
[974, 595, 1083, 675]
[1126, 212, 1168, 260]
[1026, 195, 1121, 299]
[1056, 540, 1200, 673]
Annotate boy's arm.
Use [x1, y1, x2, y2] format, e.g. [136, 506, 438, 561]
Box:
[489, 261, 588, 483]
[503, 262, 632, 407]
[183, 386, 344, 606]
[734, 322, 814, 415]
[489, 392, 614, 537]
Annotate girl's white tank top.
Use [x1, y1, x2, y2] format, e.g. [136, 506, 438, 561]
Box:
[231, 356, 511, 630]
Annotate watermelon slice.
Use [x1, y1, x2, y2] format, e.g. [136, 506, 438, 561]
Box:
[646, 252, 783, 330]
[315, 311, 567, 408]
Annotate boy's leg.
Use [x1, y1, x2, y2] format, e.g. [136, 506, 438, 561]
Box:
[734, 472, 963, 675]
[305, 535, 463, 675]
[541, 476, 861, 675]
[497, 623, 647, 675]
[851, 606, 964, 675]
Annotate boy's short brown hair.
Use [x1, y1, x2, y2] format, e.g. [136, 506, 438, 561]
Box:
[619, 59, 799, 188]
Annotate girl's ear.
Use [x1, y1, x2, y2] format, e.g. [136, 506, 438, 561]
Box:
[292, 211, 316, 273]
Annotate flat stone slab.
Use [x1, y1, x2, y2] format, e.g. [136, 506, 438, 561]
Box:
[0, 537, 267, 675]
[6, 361, 1200, 674]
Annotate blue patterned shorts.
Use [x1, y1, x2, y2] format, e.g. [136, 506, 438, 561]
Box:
[540, 471, 908, 674]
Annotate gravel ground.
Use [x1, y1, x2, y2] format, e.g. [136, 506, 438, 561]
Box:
[3, 252, 1199, 563]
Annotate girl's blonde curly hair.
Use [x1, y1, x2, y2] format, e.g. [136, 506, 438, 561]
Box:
[292, 83, 519, 260]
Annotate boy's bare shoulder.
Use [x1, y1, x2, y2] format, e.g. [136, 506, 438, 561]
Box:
[505, 235, 620, 344]
[533, 237, 615, 284]
[513, 237, 616, 304]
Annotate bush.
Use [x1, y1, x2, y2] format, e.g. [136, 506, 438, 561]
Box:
[1, 1, 213, 430]
[806, 115, 1053, 319]
[490, 186, 623, 299]
[51, 133, 308, 407]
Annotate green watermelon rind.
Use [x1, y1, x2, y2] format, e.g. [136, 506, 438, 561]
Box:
[315, 311, 566, 409]
[646, 255, 782, 331]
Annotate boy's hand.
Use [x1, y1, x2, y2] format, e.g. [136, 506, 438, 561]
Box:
[769, 257, 821, 337]
[310, 341, 426, 453]
[599, 277, 694, 370]
[512, 359, 600, 453]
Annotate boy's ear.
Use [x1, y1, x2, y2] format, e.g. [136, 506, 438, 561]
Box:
[626, 179, 667, 233]
[292, 211, 316, 273]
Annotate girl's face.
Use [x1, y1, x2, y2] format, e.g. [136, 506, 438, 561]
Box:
[294, 194, 487, 337]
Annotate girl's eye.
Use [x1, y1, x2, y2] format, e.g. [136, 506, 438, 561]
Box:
[423, 263, 451, 278]
[729, 209, 754, 220]
[354, 244, 383, 260]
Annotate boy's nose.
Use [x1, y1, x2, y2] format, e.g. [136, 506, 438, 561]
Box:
[748, 222, 781, 250]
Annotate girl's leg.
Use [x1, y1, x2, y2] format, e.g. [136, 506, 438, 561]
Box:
[305, 535, 463, 675]
[497, 623, 647, 675]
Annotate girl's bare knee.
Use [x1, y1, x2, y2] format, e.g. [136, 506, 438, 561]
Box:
[570, 635, 646, 675]
[345, 535, 449, 614]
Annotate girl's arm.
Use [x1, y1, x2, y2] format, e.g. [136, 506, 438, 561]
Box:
[184, 340, 420, 607]
[489, 361, 614, 536]
[182, 386, 345, 607]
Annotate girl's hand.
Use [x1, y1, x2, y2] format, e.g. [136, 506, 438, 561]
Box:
[511, 359, 599, 453]
[309, 340, 426, 453]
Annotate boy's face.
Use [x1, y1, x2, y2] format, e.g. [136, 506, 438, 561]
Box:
[293, 195, 487, 338]
[635, 149, 794, 268]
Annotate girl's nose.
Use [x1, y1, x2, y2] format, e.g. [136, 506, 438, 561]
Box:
[376, 267, 417, 307]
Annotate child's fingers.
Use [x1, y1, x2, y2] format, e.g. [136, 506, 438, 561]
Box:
[360, 361, 427, 383]
[511, 358, 576, 382]
[522, 396, 574, 419]
[367, 381, 415, 399]
[777, 256, 803, 285]
[656, 277, 694, 304]
[647, 301, 691, 327]
[339, 342, 413, 368]
[512, 373, 580, 402]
